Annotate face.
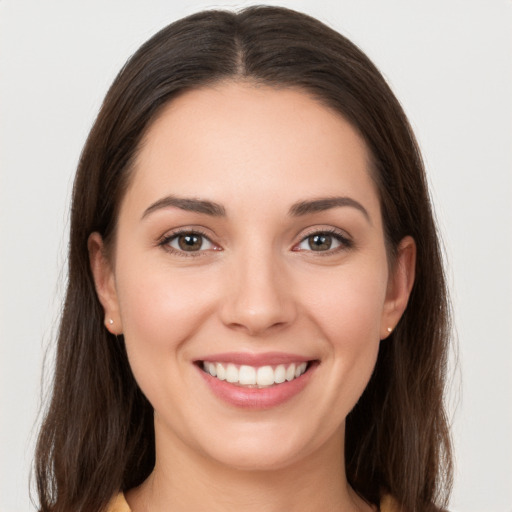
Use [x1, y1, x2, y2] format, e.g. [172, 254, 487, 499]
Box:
[90, 82, 414, 472]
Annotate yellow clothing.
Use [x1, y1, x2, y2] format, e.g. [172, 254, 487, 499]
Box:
[107, 492, 401, 511]
[106, 493, 130, 512]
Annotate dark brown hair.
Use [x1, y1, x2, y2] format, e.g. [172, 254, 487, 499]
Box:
[35, 6, 452, 512]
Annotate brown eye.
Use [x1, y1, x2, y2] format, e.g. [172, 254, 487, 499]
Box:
[178, 234, 203, 251]
[307, 234, 332, 251]
[294, 230, 352, 253]
[166, 232, 215, 253]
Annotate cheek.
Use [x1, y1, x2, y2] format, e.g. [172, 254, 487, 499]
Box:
[116, 260, 215, 341]
[113, 260, 219, 394]
[305, 261, 389, 344]
[113, 263, 226, 439]
[301, 261, 388, 407]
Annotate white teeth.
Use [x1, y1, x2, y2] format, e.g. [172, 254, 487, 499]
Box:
[239, 365, 256, 385]
[295, 362, 307, 378]
[226, 363, 238, 383]
[216, 363, 226, 380]
[274, 364, 286, 384]
[203, 361, 309, 387]
[285, 364, 296, 381]
[256, 366, 274, 387]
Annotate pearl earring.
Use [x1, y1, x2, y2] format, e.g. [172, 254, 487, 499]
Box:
[387, 327, 392, 333]
[108, 319, 114, 325]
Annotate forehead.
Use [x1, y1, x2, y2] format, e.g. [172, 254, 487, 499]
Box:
[124, 82, 380, 219]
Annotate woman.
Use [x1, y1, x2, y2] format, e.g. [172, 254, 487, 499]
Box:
[35, 6, 452, 512]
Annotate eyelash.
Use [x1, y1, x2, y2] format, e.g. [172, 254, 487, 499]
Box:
[158, 228, 218, 258]
[158, 227, 353, 257]
[293, 228, 354, 255]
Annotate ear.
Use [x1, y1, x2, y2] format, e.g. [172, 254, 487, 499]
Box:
[380, 236, 416, 339]
[88, 232, 123, 334]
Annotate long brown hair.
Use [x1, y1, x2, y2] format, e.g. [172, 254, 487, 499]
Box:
[35, 6, 452, 511]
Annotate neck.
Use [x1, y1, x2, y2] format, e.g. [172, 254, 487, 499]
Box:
[126, 421, 373, 512]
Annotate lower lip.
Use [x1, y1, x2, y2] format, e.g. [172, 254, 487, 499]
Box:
[197, 364, 316, 410]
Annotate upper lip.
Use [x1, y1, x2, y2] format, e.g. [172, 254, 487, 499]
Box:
[197, 351, 314, 366]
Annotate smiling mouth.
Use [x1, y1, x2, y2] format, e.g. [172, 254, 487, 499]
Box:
[199, 361, 313, 388]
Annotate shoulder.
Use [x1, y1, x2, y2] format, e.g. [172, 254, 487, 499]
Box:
[380, 495, 403, 512]
[105, 493, 131, 512]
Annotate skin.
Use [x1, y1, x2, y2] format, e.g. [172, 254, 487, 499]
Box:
[89, 82, 415, 512]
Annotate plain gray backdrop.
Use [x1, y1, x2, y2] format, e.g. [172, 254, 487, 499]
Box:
[1, 1, 511, 511]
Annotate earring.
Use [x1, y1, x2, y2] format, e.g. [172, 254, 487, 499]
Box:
[387, 327, 392, 333]
[108, 319, 114, 325]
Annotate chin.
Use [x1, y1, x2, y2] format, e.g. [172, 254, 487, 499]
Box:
[205, 443, 306, 472]
[194, 420, 336, 473]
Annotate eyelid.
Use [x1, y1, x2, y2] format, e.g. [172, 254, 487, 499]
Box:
[292, 227, 353, 253]
[158, 227, 221, 257]
[157, 225, 352, 256]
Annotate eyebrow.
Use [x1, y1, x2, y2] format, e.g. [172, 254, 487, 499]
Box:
[141, 195, 226, 219]
[289, 197, 371, 223]
[141, 194, 370, 223]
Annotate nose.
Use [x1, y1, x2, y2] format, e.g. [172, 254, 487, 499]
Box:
[219, 249, 297, 336]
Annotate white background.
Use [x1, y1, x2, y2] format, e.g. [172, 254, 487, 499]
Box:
[1, 1, 511, 511]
